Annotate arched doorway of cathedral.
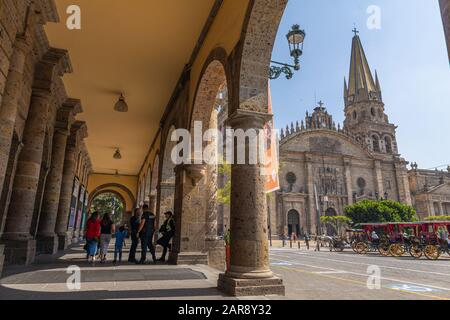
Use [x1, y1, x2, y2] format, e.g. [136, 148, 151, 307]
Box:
[287, 210, 301, 238]
[325, 207, 338, 236]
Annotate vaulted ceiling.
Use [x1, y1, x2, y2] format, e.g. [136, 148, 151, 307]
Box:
[45, 0, 216, 175]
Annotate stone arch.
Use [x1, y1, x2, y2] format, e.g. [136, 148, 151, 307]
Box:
[185, 50, 231, 269]
[158, 125, 177, 225]
[217, 0, 289, 288]
[234, 0, 288, 114]
[89, 183, 136, 213]
[147, 152, 160, 215]
[383, 135, 393, 154]
[371, 134, 381, 153]
[89, 190, 128, 224]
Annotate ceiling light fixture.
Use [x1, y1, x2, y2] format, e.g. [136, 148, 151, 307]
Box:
[114, 93, 128, 112]
[113, 149, 122, 160]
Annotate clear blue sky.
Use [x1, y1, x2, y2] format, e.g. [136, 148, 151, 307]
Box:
[270, 0, 450, 170]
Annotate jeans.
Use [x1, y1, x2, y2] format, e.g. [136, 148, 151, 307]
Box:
[128, 234, 139, 261]
[100, 234, 112, 257]
[86, 238, 98, 257]
[114, 246, 123, 261]
[140, 232, 156, 262]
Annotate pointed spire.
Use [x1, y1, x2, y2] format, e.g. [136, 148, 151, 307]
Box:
[375, 70, 383, 101]
[348, 32, 377, 101]
[344, 77, 348, 98]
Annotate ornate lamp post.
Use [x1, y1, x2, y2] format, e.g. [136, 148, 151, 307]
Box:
[270, 24, 306, 80]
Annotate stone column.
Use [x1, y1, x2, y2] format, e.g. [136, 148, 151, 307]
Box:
[169, 164, 208, 265]
[305, 156, 317, 234]
[218, 110, 284, 296]
[438, 202, 444, 216]
[36, 128, 70, 254]
[0, 36, 31, 205]
[1, 87, 52, 265]
[343, 158, 353, 205]
[55, 122, 85, 250]
[374, 160, 384, 198]
[149, 194, 157, 213]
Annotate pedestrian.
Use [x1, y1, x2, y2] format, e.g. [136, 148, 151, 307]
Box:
[136, 204, 157, 264]
[305, 233, 310, 250]
[85, 212, 101, 264]
[128, 208, 141, 263]
[156, 211, 175, 262]
[113, 225, 127, 264]
[99, 212, 115, 263]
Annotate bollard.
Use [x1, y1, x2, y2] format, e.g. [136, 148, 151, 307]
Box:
[290, 240, 293, 248]
[282, 239, 285, 247]
[298, 242, 301, 249]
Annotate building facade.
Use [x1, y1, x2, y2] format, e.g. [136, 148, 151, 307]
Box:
[271, 33, 450, 238]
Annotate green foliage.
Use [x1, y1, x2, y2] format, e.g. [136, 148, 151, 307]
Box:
[90, 192, 124, 224]
[217, 161, 231, 205]
[425, 216, 450, 221]
[344, 200, 417, 225]
[320, 216, 352, 235]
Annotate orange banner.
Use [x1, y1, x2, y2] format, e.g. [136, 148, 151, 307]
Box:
[264, 84, 280, 193]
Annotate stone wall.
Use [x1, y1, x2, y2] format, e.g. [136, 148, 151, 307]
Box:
[0, 1, 92, 270]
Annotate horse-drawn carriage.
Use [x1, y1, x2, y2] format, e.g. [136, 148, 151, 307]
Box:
[351, 221, 450, 260]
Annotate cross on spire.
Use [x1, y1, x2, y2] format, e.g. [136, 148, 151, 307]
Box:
[352, 27, 359, 37]
[318, 100, 324, 108]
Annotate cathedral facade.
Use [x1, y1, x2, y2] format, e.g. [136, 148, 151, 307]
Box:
[269, 33, 450, 238]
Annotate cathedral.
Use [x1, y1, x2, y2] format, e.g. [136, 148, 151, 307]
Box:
[269, 32, 450, 238]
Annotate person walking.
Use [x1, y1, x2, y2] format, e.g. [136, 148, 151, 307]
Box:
[99, 212, 115, 263]
[304, 233, 310, 250]
[128, 208, 141, 263]
[136, 204, 156, 264]
[113, 225, 128, 264]
[156, 211, 175, 262]
[85, 212, 101, 264]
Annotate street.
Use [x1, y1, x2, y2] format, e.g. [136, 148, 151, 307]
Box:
[270, 246, 450, 300]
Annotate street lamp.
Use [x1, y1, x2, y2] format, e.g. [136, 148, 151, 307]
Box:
[270, 24, 306, 80]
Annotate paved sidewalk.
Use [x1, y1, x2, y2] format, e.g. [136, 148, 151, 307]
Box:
[0, 244, 235, 300]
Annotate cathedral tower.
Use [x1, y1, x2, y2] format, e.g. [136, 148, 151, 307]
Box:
[343, 30, 398, 155]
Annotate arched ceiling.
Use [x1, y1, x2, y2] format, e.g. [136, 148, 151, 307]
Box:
[45, 0, 216, 175]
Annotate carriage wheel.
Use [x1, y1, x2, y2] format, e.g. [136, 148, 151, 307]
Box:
[351, 242, 358, 253]
[424, 245, 441, 260]
[409, 244, 423, 259]
[391, 244, 405, 257]
[378, 244, 390, 256]
[355, 242, 367, 254]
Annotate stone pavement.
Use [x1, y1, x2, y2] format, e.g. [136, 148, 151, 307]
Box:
[0, 244, 238, 300]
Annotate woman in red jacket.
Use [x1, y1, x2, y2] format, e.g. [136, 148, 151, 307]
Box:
[85, 212, 101, 263]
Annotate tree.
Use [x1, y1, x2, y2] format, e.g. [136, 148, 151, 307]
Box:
[90, 192, 124, 224]
[425, 216, 450, 221]
[320, 216, 352, 236]
[217, 161, 231, 205]
[344, 199, 417, 225]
